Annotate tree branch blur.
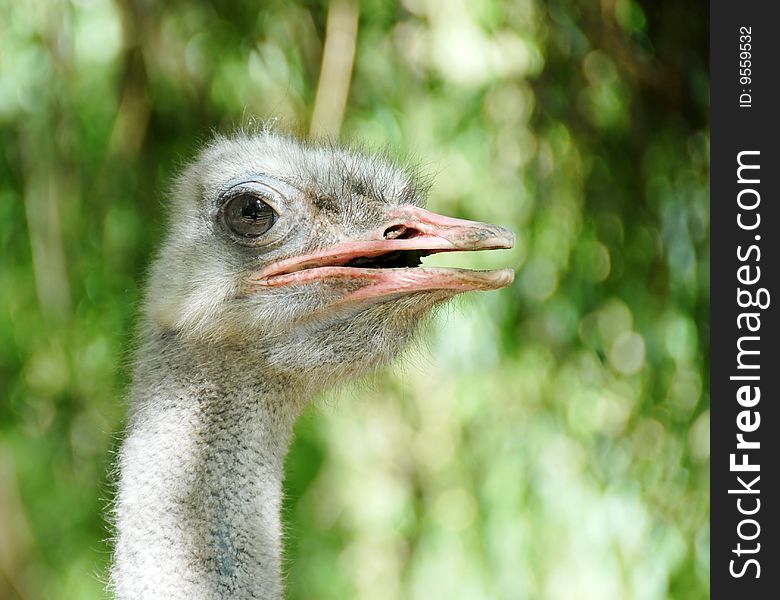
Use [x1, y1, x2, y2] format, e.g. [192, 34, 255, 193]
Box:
[310, 0, 359, 138]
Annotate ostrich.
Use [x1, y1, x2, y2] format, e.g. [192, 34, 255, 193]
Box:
[111, 130, 514, 599]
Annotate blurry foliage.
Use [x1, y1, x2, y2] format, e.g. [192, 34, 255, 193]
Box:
[0, 0, 708, 598]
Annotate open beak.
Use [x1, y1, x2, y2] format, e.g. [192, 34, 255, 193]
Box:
[249, 205, 515, 302]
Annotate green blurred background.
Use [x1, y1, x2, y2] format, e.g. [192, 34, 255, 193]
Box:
[0, 0, 708, 598]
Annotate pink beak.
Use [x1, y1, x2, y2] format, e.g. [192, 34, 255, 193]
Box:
[250, 205, 515, 301]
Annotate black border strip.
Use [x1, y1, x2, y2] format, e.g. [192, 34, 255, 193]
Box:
[711, 2, 779, 596]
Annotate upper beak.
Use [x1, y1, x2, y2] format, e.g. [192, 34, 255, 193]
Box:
[251, 205, 516, 299]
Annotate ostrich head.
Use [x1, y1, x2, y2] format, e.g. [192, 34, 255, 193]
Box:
[113, 131, 515, 599]
[143, 131, 514, 392]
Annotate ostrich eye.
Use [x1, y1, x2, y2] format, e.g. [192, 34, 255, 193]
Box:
[223, 193, 277, 238]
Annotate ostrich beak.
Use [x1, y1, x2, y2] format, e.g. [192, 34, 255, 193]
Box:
[250, 205, 515, 300]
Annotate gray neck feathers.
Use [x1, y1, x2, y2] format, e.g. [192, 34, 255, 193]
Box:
[112, 334, 300, 600]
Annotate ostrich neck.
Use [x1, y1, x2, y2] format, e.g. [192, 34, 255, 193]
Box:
[112, 337, 301, 600]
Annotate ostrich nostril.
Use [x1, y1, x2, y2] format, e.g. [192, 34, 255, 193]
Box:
[383, 224, 421, 240]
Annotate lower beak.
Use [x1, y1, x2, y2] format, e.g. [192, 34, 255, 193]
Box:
[250, 205, 516, 300]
